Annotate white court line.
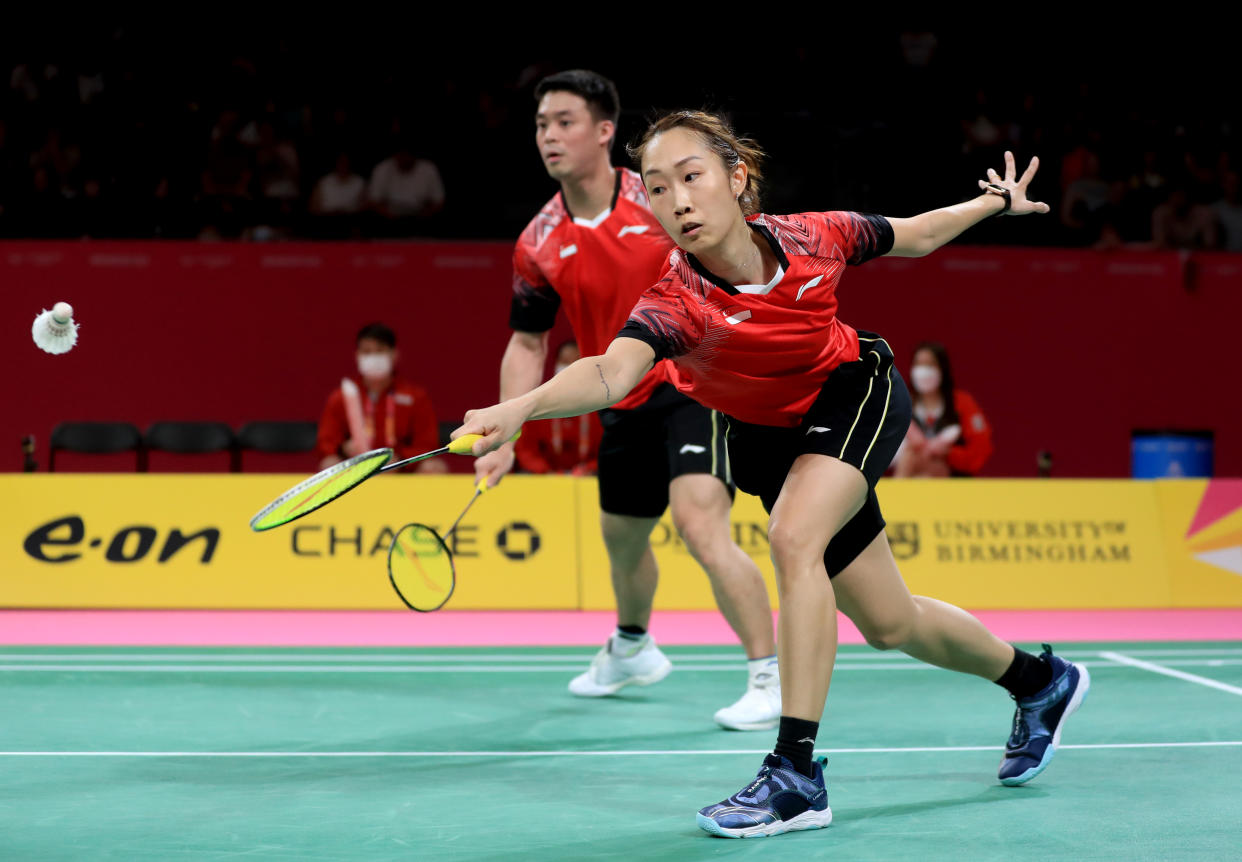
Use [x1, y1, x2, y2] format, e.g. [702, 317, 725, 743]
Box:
[0, 663, 934, 673]
[0, 652, 916, 662]
[1100, 651, 1242, 697]
[0, 647, 1237, 663]
[4, 657, 1241, 674]
[0, 741, 1239, 758]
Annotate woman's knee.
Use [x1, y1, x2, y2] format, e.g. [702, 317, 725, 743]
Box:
[855, 613, 916, 651]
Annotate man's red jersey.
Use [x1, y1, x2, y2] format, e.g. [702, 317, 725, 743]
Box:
[619, 211, 894, 427]
[510, 168, 676, 410]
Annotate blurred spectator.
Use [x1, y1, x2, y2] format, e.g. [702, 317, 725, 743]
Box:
[1093, 180, 1151, 249]
[1151, 186, 1217, 250]
[1060, 151, 1110, 245]
[251, 119, 300, 231]
[199, 110, 253, 238]
[892, 342, 993, 478]
[308, 152, 366, 238]
[366, 140, 445, 235]
[316, 322, 446, 474]
[1212, 171, 1242, 251]
[514, 341, 603, 475]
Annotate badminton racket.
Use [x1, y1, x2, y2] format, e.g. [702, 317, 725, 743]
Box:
[248, 433, 515, 532]
[387, 477, 488, 612]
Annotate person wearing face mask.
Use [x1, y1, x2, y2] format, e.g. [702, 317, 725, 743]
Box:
[315, 322, 445, 473]
[514, 340, 604, 475]
[893, 341, 993, 477]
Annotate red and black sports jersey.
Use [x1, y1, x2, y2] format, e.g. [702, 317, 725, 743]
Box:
[510, 168, 676, 410]
[618, 211, 894, 427]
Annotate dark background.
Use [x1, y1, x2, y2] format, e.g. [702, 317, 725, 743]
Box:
[2, 20, 1235, 246]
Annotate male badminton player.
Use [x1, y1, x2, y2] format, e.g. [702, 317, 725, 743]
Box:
[475, 71, 780, 731]
[459, 111, 1090, 838]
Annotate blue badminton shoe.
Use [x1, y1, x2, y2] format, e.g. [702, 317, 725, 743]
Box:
[697, 754, 832, 838]
[998, 644, 1091, 786]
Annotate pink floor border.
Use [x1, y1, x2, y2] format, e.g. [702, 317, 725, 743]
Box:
[0, 609, 1238, 647]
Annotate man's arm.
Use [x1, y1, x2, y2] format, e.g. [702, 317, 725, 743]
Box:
[887, 151, 1050, 257]
[474, 330, 549, 486]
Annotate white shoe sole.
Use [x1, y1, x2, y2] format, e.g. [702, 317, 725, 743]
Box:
[697, 806, 833, 838]
[568, 658, 672, 697]
[713, 714, 779, 732]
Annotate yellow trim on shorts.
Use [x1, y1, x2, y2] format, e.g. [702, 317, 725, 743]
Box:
[839, 358, 877, 459]
[860, 365, 893, 470]
[710, 410, 719, 477]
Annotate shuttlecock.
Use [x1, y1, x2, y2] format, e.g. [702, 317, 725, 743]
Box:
[32, 301, 79, 354]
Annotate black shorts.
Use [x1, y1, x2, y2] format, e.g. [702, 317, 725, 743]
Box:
[597, 383, 734, 518]
[726, 332, 912, 577]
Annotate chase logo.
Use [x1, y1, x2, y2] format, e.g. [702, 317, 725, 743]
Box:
[1184, 481, 1242, 576]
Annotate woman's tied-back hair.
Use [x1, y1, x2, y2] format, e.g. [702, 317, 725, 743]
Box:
[626, 110, 765, 215]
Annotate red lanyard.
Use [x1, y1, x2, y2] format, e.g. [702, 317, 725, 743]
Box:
[364, 392, 397, 447]
[549, 416, 591, 463]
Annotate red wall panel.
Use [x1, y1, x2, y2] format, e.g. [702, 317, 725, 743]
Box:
[5, 242, 1238, 477]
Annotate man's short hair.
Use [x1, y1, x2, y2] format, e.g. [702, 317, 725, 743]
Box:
[535, 69, 620, 128]
[356, 322, 396, 348]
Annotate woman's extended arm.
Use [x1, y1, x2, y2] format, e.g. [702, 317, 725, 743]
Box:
[887, 151, 1050, 257]
[454, 337, 656, 455]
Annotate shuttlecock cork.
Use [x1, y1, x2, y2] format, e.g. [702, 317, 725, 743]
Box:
[32, 301, 79, 354]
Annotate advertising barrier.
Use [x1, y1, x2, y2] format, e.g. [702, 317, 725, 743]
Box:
[4, 476, 1241, 610]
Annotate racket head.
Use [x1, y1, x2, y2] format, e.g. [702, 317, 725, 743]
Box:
[388, 522, 456, 612]
[249, 448, 393, 531]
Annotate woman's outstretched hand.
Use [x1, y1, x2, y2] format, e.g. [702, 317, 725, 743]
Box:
[980, 151, 1051, 216]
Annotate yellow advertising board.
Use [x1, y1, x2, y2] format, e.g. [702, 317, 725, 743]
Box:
[5, 475, 1241, 610]
[3, 475, 579, 609]
[879, 480, 1172, 608]
[1153, 479, 1242, 607]
[575, 487, 779, 611]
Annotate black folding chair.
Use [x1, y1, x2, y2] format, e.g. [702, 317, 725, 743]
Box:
[236, 421, 319, 470]
[49, 422, 145, 472]
[144, 421, 239, 472]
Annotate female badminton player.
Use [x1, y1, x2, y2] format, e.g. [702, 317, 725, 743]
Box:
[455, 110, 1090, 840]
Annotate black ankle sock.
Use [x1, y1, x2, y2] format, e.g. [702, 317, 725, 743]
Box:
[616, 625, 646, 639]
[773, 716, 819, 778]
[995, 647, 1053, 699]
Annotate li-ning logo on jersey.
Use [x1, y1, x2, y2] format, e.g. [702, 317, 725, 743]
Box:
[795, 275, 824, 301]
[617, 224, 650, 239]
[559, 244, 578, 259]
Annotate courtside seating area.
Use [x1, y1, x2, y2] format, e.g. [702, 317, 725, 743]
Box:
[48, 421, 319, 472]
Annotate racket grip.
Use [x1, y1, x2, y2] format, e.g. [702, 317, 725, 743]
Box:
[446, 430, 522, 456]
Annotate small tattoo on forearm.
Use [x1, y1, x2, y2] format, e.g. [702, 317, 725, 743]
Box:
[595, 363, 611, 401]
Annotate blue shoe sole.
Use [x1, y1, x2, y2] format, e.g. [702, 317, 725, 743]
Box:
[1000, 662, 1091, 786]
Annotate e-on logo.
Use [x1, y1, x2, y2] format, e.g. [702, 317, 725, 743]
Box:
[23, 516, 220, 564]
[496, 522, 541, 560]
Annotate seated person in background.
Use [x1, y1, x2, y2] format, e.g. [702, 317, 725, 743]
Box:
[514, 341, 603, 475]
[316, 322, 446, 473]
[892, 341, 993, 477]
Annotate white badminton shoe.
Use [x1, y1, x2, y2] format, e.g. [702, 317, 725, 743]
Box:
[714, 659, 781, 731]
[568, 632, 673, 697]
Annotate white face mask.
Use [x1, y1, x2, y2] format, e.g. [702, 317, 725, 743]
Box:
[910, 365, 942, 394]
[553, 363, 570, 376]
[357, 352, 393, 379]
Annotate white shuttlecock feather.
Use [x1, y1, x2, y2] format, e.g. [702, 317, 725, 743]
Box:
[32, 301, 79, 354]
